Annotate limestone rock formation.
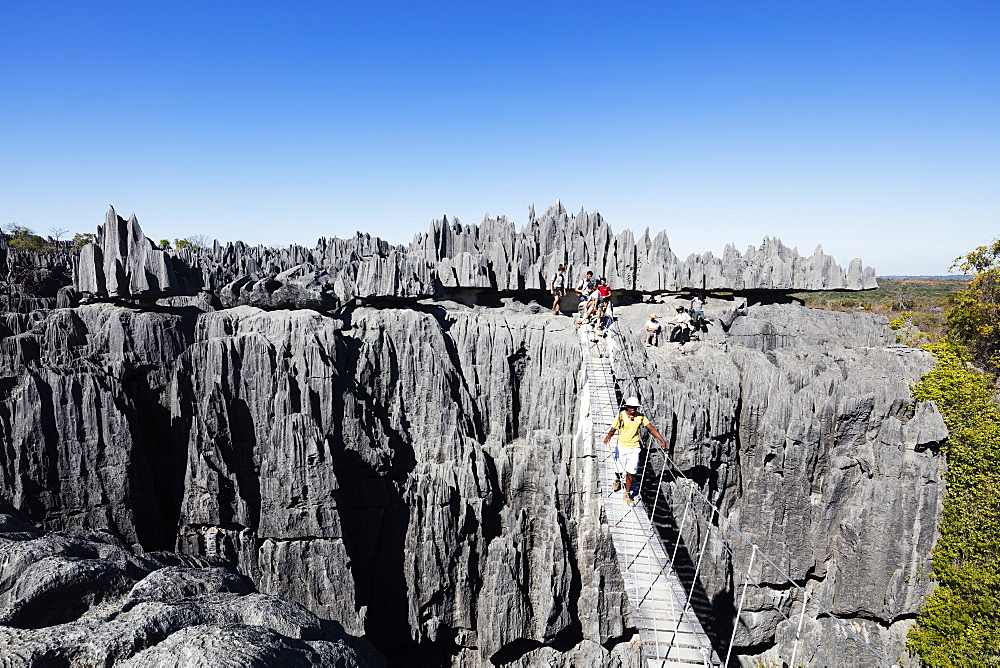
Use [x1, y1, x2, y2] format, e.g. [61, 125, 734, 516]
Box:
[72, 203, 876, 304]
[605, 298, 946, 663]
[0, 497, 380, 666]
[0, 236, 75, 312]
[0, 297, 636, 665]
[0, 205, 941, 667]
[76, 207, 181, 298]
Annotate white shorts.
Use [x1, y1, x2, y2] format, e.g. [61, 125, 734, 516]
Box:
[615, 446, 640, 474]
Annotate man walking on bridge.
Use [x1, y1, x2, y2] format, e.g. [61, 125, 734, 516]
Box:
[603, 396, 667, 504]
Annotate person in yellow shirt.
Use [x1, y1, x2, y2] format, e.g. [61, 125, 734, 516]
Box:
[603, 396, 667, 504]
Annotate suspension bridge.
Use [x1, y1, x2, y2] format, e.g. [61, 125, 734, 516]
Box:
[579, 306, 902, 668]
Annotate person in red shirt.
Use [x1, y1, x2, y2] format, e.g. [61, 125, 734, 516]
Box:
[597, 278, 611, 301]
[592, 278, 613, 329]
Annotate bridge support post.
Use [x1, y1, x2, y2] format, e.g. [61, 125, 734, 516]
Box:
[724, 545, 757, 666]
[670, 490, 694, 568]
[790, 592, 808, 666]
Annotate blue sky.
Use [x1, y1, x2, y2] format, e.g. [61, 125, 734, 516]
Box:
[2, 1, 997, 275]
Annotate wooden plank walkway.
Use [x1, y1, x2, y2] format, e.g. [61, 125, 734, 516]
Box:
[586, 354, 721, 667]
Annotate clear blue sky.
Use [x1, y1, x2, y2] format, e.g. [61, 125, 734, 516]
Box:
[2, 1, 997, 275]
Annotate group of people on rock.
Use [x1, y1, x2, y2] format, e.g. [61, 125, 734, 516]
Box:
[644, 294, 707, 347]
[549, 267, 709, 346]
[549, 271, 711, 503]
[549, 266, 612, 327]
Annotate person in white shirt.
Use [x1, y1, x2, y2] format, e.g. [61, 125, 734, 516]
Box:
[689, 295, 705, 327]
[575, 271, 596, 315]
[645, 314, 661, 347]
[667, 307, 692, 344]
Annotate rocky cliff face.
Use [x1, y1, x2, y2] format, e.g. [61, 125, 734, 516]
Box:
[0, 206, 940, 666]
[0, 496, 380, 667]
[0, 297, 638, 666]
[0, 237, 75, 313]
[607, 298, 945, 664]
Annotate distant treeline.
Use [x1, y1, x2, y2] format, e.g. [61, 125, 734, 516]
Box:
[791, 276, 970, 342]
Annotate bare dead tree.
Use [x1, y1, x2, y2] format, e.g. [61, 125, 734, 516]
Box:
[186, 234, 213, 249]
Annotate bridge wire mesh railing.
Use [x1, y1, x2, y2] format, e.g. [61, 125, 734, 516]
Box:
[595, 304, 899, 667]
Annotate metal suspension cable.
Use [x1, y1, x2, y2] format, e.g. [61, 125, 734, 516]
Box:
[602, 307, 659, 511]
[690, 504, 836, 666]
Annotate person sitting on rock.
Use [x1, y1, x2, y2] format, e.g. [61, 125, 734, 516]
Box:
[597, 278, 612, 305]
[577, 286, 601, 325]
[667, 306, 692, 344]
[604, 396, 667, 504]
[645, 314, 661, 347]
[594, 278, 612, 327]
[550, 265, 567, 313]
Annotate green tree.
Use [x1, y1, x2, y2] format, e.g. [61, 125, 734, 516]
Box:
[947, 239, 1000, 372]
[73, 232, 95, 250]
[2, 224, 46, 253]
[173, 235, 213, 250]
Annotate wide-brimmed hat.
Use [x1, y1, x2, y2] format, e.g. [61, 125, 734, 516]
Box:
[650, 314, 658, 319]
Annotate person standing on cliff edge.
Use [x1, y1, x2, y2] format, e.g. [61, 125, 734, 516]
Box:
[575, 270, 597, 317]
[550, 265, 566, 313]
[604, 396, 667, 504]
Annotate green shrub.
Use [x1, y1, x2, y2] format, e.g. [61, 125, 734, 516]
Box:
[73, 232, 94, 250]
[3, 224, 46, 253]
[890, 317, 906, 330]
[907, 341, 1000, 665]
[947, 239, 1000, 373]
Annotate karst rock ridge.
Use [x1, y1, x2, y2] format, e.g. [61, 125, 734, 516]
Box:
[0, 204, 942, 667]
[74, 202, 876, 309]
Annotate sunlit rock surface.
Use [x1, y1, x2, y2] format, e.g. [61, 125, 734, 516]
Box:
[0, 205, 940, 667]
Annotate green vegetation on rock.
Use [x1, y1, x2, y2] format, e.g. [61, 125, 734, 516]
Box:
[2, 224, 46, 253]
[73, 232, 94, 249]
[905, 243, 1000, 665]
[906, 341, 1000, 665]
